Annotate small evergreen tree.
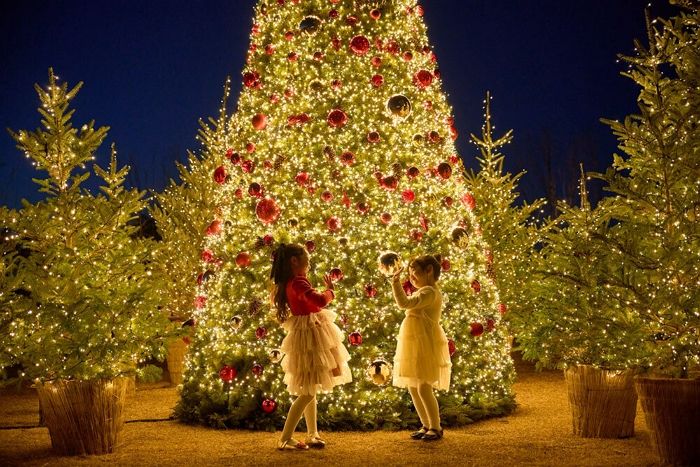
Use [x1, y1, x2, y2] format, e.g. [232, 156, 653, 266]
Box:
[1, 70, 173, 382]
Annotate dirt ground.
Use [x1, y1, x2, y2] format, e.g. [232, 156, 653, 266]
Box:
[0, 357, 661, 466]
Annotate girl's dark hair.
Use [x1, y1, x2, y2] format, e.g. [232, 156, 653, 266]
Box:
[270, 243, 306, 322]
[410, 254, 442, 281]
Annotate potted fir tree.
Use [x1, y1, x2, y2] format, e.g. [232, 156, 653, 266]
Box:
[594, 2, 699, 463]
[515, 169, 646, 438]
[0, 70, 173, 455]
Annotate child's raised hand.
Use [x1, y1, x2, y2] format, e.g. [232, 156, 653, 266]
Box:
[323, 274, 334, 291]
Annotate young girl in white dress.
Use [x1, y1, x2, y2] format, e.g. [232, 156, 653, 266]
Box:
[391, 254, 452, 441]
[270, 243, 352, 450]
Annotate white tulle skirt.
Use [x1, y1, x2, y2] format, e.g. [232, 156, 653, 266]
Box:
[280, 309, 353, 396]
[393, 313, 452, 390]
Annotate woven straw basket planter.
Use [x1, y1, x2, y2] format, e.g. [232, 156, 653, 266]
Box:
[635, 377, 700, 465]
[564, 365, 637, 438]
[36, 377, 128, 455]
[167, 338, 188, 385]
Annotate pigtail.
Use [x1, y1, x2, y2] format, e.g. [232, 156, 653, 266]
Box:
[269, 242, 306, 323]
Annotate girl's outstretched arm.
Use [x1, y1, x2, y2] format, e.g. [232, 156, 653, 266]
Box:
[291, 276, 334, 309]
[391, 276, 435, 309]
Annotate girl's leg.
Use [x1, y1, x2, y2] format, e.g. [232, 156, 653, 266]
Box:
[417, 382, 442, 431]
[408, 386, 429, 428]
[303, 395, 318, 437]
[280, 394, 314, 442]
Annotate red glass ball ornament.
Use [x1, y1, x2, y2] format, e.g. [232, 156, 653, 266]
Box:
[327, 108, 348, 128]
[349, 35, 370, 55]
[381, 175, 398, 191]
[261, 398, 277, 414]
[450, 125, 458, 141]
[331, 37, 342, 50]
[246, 142, 256, 153]
[236, 252, 252, 268]
[295, 171, 310, 186]
[201, 249, 214, 262]
[305, 240, 316, 252]
[284, 88, 294, 98]
[213, 166, 227, 184]
[403, 279, 417, 295]
[340, 151, 355, 165]
[243, 71, 261, 88]
[470, 322, 484, 337]
[371, 74, 384, 87]
[410, 229, 423, 242]
[327, 216, 341, 232]
[256, 198, 281, 224]
[380, 212, 392, 224]
[371, 56, 382, 67]
[486, 318, 496, 332]
[449, 154, 460, 164]
[348, 331, 362, 346]
[219, 365, 237, 382]
[225, 148, 234, 158]
[329, 9, 339, 18]
[248, 182, 264, 198]
[415, 5, 425, 16]
[441, 259, 451, 271]
[252, 364, 264, 376]
[443, 196, 454, 207]
[471, 279, 481, 293]
[437, 162, 453, 179]
[428, 130, 442, 143]
[284, 31, 294, 41]
[331, 79, 342, 89]
[448, 338, 456, 356]
[255, 326, 267, 339]
[346, 15, 358, 26]
[252, 113, 268, 130]
[206, 220, 222, 236]
[329, 267, 344, 281]
[367, 131, 381, 143]
[263, 234, 274, 246]
[357, 202, 370, 214]
[364, 284, 377, 298]
[401, 189, 415, 203]
[370, 8, 381, 20]
[461, 192, 477, 210]
[194, 295, 207, 309]
[413, 70, 433, 89]
[241, 160, 254, 173]
[229, 152, 241, 165]
[265, 44, 275, 55]
[313, 51, 324, 61]
[386, 40, 399, 55]
[498, 303, 508, 315]
[321, 190, 334, 202]
[406, 166, 420, 179]
[287, 51, 298, 62]
[403, 51, 413, 61]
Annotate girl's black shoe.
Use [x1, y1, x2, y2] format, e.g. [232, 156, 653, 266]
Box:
[410, 426, 428, 439]
[421, 428, 444, 441]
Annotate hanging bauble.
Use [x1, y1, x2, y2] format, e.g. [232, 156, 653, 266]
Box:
[380, 212, 392, 224]
[321, 191, 333, 203]
[471, 280, 481, 293]
[371, 74, 384, 87]
[284, 30, 294, 40]
[378, 251, 402, 277]
[451, 226, 468, 243]
[229, 152, 241, 165]
[450, 125, 458, 141]
[367, 131, 381, 143]
[305, 240, 316, 252]
[387, 95, 412, 119]
[350, 35, 371, 55]
[269, 348, 283, 363]
[201, 249, 214, 263]
[385, 40, 400, 55]
[234, 187, 243, 199]
[236, 252, 252, 268]
[243, 71, 261, 88]
[299, 15, 322, 35]
[263, 234, 274, 246]
[331, 79, 342, 89]
[252, 113, 268, 130]
[241, 159, 254, 173]
[415, 4, 425, 16]
[329, 267, 344, 282]
[403, 279, 417, 295]
[364, 284, 378, 298]
[340, 151, 355, 165]
[313, 51, 324, 61]
[197, 270, 214, 285]
[428, 131, 442, 143]
[381, 175, 398, 191]
[448, 339, 456, 356]
[348, 331, 363, 346]
[498, 303, 508, 315]
[261, 398, 277, 414]
[346, 15, 359, 26]
[329, 9, 339, 19]
[437, 162, 452, 179]
[295, 171, 310, 186]
[401, 189, 415, 203]
[308, 80, 324, 93]
[410, 228, 423, 242]
[441, 259, 451, 271]
[248, 182, 264, 198]
[265, 43, 275, 55]
[357, 202, 370, 214]
[443, 196, 454, 207]
[252, 363, 264, 376]
[370, 8, 381, 20]
[287, 51, 298, 62]
[206, 220, 223, 236]
[413, 70, 433, 89]
[486, 318, 496, 332]
[327, 108, 348, 128]
[461, 192, 476, 210]
[470, 322, 484, 337]
[339, 237, 349, 246]
[194, 295, 207, 309]
[412, 134, 424, 146]
[366, 358, 393, 386]
[255, 327, 267, 339]
[371, 56, 382, 67]
[256, 198, 281, 224]
[230, 315, 243, 330]
[219, 365, 237, 382]
[406, 166, 420, 179]
[213, 166, 227, 184]
[327, 216, 342, 232]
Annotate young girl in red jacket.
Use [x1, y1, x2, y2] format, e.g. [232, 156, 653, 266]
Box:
[270, 243, 352, 451]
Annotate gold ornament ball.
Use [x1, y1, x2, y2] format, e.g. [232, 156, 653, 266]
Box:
[230, 315, 243, 330]
[366, 358, 393, 386]
[299, 16, 322, 35]
[387, 95, 412, 119]
[269, 348, 284, 364]
[412, 134, 424, 146]
[378, 251, 402, 277]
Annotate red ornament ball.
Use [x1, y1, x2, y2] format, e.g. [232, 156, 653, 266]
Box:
[284, 31, 294, 41]
[498, 303, 508, 315]
[265, 44, 275, 55]
[441, 259, 451, 271]
[313, 51, 324, 61]
[349, 35, 370, 55]
[371, 56, 382, 67]
[401, 189, 415, 203]
[386, 40, 400, 55]
[448, 338, 456, 356]
[263, 234, 274, 246]
[346, 15, 359, 26]
[305, 240, 316, 252]
[241, 160, 254, 173]
[295, 171, 310, 186]
[229, 151, 241, 165]
[213, 166, 227, 184]
[471, 279, 481, 293]
[413, 69, 433, 88]
[327, 108, 348, 128]
[370, 8, 381, 20]
[252, 113, 268, 130]
[364, 284, 377, 298]
[236, 252, 252, 268]
[252, 364, 264, 376]
[329, 9, 339, 19]
[381, 175, 398, 191]
[443, 196, 454, 207]
[201, 249, 214, 263]
[470, 322, 484, 337]
[287, 51, 298, 62]
[219, 365, 237, 382]
[261, 398, 277, 414]
[329, 267, 344, 282]
[486, 318, 496, 332]
[248, 182, 263, 198]
[321, 190, 334, 202]
[357, 202, 370, 214]
[406, 166, 420, 179]
[194, 295, 207, 309]
[449, 154, 460, 164]
[340, 151, 355, 165]
[461, 192, 477, 210]
[410, 228, 423, 242]
[327, 216, 342, 232]
[403, 279, 417, 295]
[331, 79, 342, 89]
[367, 131, 381, 143]
[437, 162, 453, 179]
[206, 220, 222, 236]
[246, 142, 256, 153]
[255, 326, 267, 339]
[371, 74, 384, 87]
[403, 51, 413, 61]
[243, 71, 261, 88]
[380, 212, 392, 224]
[348, 331, 363, 346]
[256, 198, 281, 224]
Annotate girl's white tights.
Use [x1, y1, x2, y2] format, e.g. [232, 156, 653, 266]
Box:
[408, 383, 442, 430]
[280, 394, 318, 442]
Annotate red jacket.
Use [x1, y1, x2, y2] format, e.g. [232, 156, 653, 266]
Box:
[285, 275, 334, 316]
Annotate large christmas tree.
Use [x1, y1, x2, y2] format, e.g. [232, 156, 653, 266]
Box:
[176, 0, 515, 430]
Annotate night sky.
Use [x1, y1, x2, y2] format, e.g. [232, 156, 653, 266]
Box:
[0, 0, 678, 209]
